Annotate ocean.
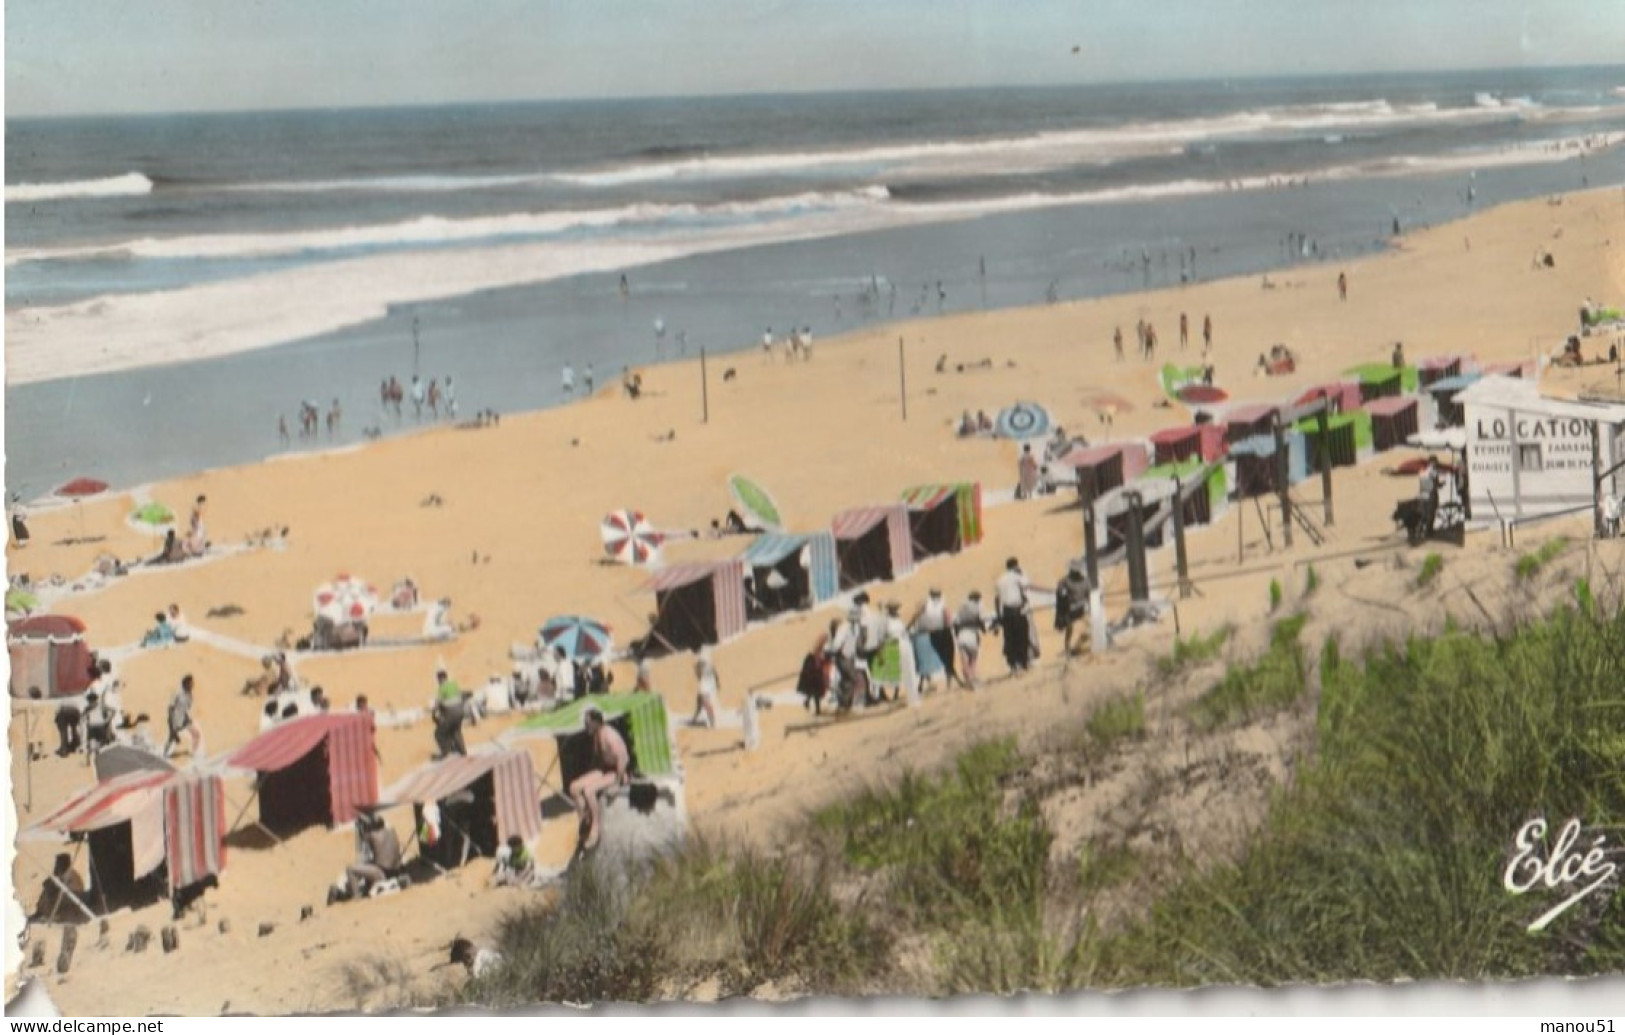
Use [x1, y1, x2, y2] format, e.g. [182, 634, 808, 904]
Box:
[6, 67, 1625, 498]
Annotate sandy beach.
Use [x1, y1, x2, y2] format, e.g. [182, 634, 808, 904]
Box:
[7, 183, 1625, 1014]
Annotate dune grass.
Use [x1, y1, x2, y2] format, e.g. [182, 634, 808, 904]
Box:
[1516, 537, 1568, 581]
[1155, 625, 1233, 677]
[1085, 692, 1146, 749]
[1188, 614, 1309, 731]
[1417, 552, 1444, 587]
[458, 596, 1625, 1001]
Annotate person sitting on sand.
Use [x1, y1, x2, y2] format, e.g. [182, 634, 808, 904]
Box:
[423, 598, 455, 640]
[957, 411, 976, 437]
[31, 854, 87, 925]
[167, 604, 191, 644]
[333, 811, 405, 904]
[569, 707, 629, 854]
[142, 611, 177, 648]
[152, 529, 186, 565]
[490, 836, 537, 889]
[391, 577, 419, 611]
[977, 410, 993, 432]
[450, 937, 503, 978]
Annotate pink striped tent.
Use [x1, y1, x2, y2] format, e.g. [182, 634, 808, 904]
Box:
[25, 769, 227, 910]
[1150, 424, 1228, 465]
[222, 712, 379, 833]
[1224, 403, 1280, 445]
[1294, 381, 1363, 414]
[831, 503, 914, 590]
[643, 559, 748, 654]
[1057, 441, 1151, 507]
[379, 749, 541, 866]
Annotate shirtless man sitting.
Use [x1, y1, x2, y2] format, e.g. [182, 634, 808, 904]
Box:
[568, 708, 629, 854]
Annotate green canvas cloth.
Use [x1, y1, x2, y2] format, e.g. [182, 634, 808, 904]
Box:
[869, 640, 902, 686]
[1142, 459, 1228, 515]
[513, 692, 675, 777]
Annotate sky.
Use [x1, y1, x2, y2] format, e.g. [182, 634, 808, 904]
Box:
[6, 0, 1625, 117]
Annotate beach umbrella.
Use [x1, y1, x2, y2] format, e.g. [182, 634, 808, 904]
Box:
[313, 574, 379, 624]
[994, 402, 1052, 440]
[599, 509, 665, 566]
[1177, 385, 1229, 405]
[55, 477, 108, 499]
[728, 475, 784, 531]
[538, 615, 614, 662]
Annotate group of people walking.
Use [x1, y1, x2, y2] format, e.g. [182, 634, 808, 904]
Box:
[793, 555, 1096, 715]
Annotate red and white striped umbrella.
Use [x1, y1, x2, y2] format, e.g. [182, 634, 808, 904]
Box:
[599, 509, 665, 566]
[313, 574, 379, 623]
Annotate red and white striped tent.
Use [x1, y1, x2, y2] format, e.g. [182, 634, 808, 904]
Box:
[1150, 423, 1228, 465]
[642, 559, 748, 655]
[220, 712, 379, 833]
[23, 769, 227, 912]
[378, 748, 542, 861]
[831, 504, 914, 590]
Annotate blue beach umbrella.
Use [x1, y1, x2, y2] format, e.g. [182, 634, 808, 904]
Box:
[994, 401, 1052, 440]
[538, 615, 614, 662]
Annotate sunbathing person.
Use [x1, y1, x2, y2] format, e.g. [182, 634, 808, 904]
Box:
[141, 611, 177, 648]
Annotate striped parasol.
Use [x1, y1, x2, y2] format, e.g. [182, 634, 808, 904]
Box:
[538, 615, 614, 662]
[313, 574, 379, 624]
[599, 509, 665, 566]
[728, 475, 783, 531]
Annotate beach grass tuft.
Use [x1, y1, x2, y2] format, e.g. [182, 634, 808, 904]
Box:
[1515, 537, 1567, 581]
[1156, 625, 1233, 677]
[1417, 552, 1444, 587]
[1188, 614, 1309, 731]
[1085, 692, 1147, 749]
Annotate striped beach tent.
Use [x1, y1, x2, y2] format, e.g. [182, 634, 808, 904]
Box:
[643, 559, 747, 654]
[24, 769, 227, 911]
[1149, 424, 1228, 466]
[379, 749, 542, 864]
[831, 504, 914, 590]
[8, 614, 96, 701]
[741, 532, 839, 616]
[1366, 396, 1421, 451]
[509, 692, 677, 784]
[1057, 441, 1151, 508]
[220, 712, 379, 833]
[899, 483, 983, 560]
[1223, 403, 1279, 446]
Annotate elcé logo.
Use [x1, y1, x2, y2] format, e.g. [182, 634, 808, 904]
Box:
[1503, 818, 1619, 932]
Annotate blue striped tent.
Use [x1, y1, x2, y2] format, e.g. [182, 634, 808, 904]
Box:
[741, 531, 840, 618]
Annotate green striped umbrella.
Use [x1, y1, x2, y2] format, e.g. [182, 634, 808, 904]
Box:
[729, 474, 784, 531]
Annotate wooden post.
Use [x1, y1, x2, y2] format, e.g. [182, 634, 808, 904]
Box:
[898, 337, 907, 421]
[1273, 415, 1293, 549]
[1237, 491, 1245, 564]
[1082, 499, 1099, 590]
[1317, 404, 1335, 527]
[1171, 479, 1192, 599]
[700, 347, 709, 424]
[1592, 419, 1603, 538]
[1124, 492, 1150, 619]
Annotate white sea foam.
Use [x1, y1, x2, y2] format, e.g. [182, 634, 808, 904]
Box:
[6, 131, 1620, 388]
[5, 186, 892, 266]
[5, 172, 154, 204]
[550, 99, 1525, 187]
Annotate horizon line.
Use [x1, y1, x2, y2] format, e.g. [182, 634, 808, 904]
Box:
[8, 61, 1623, 123]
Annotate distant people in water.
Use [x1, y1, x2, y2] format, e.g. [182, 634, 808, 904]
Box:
[561, 364, 575, 394]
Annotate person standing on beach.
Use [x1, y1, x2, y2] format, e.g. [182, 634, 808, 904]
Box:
[1054, 559, 1092, 657]
[911, 587, 961, 689]
[1113, 326, 1124, 361]
[1338, 271, 1348, 301]
[762, 328, 774, 363]
[994, 558, 1040, 676]
[411, 376, 425, 419]
[691, 647, 720, 728]
[1145, 322, 1158, 362]
[444, 377, 457, 419]
[953, 591, 989, 689]
[1179, 313, 1189, 350]
[327, 399, 341, 438]
[278, 414, 290, 446]
[561, 364, 575, 394]
[164, 675, 202, 760]
[584, 364, 595, 395]
[1203, 314, 1213, 352]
